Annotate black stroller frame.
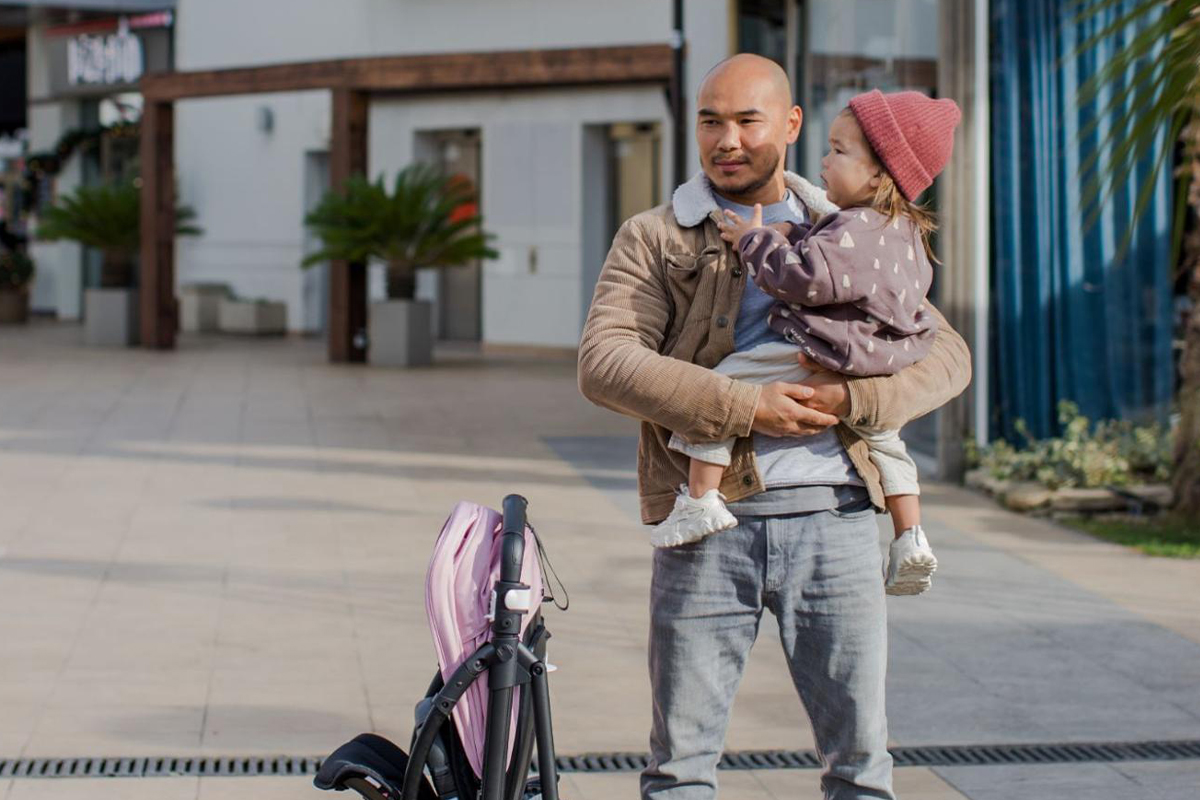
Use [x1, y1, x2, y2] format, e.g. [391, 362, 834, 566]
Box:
[315, 495, 561, 800]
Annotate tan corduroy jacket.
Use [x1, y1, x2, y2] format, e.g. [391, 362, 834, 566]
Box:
[578, 172, 973, 525]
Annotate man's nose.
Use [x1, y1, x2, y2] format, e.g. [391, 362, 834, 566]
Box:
[717, 123, 740, 152]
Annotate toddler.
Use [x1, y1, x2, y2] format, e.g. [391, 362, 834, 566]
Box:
[652, 89, 960, 596]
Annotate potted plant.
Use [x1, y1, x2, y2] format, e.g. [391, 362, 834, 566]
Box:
[37, 180, 200, 346]
[0, 248, 34, 324]
[303, 164, 497, 366]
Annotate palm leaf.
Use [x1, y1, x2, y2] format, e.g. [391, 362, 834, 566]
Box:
[1073, 0, 1200, 263]
[303, 163, 497, 299]
[38, 180, 203, 253]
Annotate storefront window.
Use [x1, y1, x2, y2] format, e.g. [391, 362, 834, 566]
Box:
[738, 0, 788, 67]
[794, 0, 939, 176]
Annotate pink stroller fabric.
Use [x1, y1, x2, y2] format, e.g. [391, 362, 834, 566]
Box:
[425, 501, 543, 779]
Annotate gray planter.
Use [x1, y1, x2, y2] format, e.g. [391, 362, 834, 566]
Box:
[84, 287, 139, 346]
[369, 299, 433, 367]
[180, 282, 232, 332]
[218, 298, 287, 335]
[0, 289, 29, 324]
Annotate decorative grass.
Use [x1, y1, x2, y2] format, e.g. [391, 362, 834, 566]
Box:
[1063, 515, 1200, 559]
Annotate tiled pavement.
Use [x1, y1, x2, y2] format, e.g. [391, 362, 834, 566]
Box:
[1, 322, 1197, 799]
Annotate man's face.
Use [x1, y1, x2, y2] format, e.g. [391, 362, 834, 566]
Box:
[696, 67, 801, 203]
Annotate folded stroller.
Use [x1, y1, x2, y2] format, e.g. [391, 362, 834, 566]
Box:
[314, 495, 563, 800]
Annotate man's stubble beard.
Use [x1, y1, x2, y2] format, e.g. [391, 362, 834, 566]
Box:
[711, 148, 781, 200]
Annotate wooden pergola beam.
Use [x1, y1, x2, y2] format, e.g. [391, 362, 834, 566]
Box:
[140, 44, 672, 100]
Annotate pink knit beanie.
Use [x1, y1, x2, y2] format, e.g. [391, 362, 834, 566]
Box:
[847, 89, 961, 201]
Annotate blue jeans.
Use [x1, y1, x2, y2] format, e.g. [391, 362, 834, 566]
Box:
[641, 501, 895, 800]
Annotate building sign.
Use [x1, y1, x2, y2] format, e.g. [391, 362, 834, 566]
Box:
[67, 23, 144, 87]
[45, 17, 172, 98]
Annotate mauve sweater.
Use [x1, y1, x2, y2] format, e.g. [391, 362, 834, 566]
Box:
[737, 206, 938, 377]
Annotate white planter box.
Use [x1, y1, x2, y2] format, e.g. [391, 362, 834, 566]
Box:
[180, 282, 232, 332]
[84, 288, 139, 346]
[218, 298, 286, 335]
[369, 299, 433, 367]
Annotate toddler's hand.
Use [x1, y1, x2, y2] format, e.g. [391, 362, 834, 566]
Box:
[717, 203, 764, 246]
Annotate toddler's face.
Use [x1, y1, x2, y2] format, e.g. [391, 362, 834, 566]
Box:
[820, 112, 882, 209]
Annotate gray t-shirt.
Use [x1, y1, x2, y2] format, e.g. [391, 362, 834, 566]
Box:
[712, 191, 865, 514]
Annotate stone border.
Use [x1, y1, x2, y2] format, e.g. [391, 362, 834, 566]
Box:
[964, 469, 1173, 515]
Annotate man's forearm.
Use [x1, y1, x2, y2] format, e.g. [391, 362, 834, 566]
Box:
[842, 304, 972, 430]
[578, 327, 761, 442]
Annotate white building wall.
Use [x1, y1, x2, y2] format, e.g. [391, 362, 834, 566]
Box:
[174, 90, 330, 332]
[370, 87, 671, 348]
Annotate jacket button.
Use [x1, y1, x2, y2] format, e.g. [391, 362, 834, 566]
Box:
[742, 475, 753, 486]
[732, 267, 743, 278]
[716, 316, 728, 328]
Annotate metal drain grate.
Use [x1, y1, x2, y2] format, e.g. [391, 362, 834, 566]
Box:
[0, 756, 323, 779]
[2, 740, 1198, 779]
[553, 740, 1200, 772]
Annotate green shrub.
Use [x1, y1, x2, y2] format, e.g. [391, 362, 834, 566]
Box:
[0, 249, 33, 289]
[965, 401, 1174, 489]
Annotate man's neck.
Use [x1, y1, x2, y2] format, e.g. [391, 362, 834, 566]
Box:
[712, 173, 788, 207]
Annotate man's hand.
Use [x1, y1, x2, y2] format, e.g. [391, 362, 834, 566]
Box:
[752, 382, 840, 437]
[797, 353, 851, 418]
[751, 353, 851, 438]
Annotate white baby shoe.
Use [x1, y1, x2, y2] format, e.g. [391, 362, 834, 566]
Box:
[884, 525, 938, 595]
[649, 485, 738, 548]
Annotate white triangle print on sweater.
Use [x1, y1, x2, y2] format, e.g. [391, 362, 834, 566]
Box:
[873, 258, 881, 270]
[840, 231, 855, 248]
[879, 235, 886, 246]
[907, 244, 915, 260]
[841, 274, 851, 288]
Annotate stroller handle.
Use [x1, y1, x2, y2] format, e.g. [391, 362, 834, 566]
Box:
[500, 494, 528, 585]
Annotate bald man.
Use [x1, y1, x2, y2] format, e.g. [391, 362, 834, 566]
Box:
[579, 55, 971, 799]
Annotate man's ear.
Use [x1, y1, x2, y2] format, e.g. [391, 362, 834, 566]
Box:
[785, 105, 802, 144]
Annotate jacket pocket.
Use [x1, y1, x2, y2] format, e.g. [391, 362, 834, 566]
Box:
[661, 245, 722, 351]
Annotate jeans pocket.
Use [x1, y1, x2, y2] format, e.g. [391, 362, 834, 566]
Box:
[827, 497, 876, 520]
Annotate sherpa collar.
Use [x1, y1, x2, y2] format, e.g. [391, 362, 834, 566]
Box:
[670, 170, 837, 228]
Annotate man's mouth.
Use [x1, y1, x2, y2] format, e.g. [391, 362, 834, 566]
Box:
[714, 159, 747, 174]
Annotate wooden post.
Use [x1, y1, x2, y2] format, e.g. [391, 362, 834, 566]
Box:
[328, 89, 368, 363]
[140, 99, 177, 349]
